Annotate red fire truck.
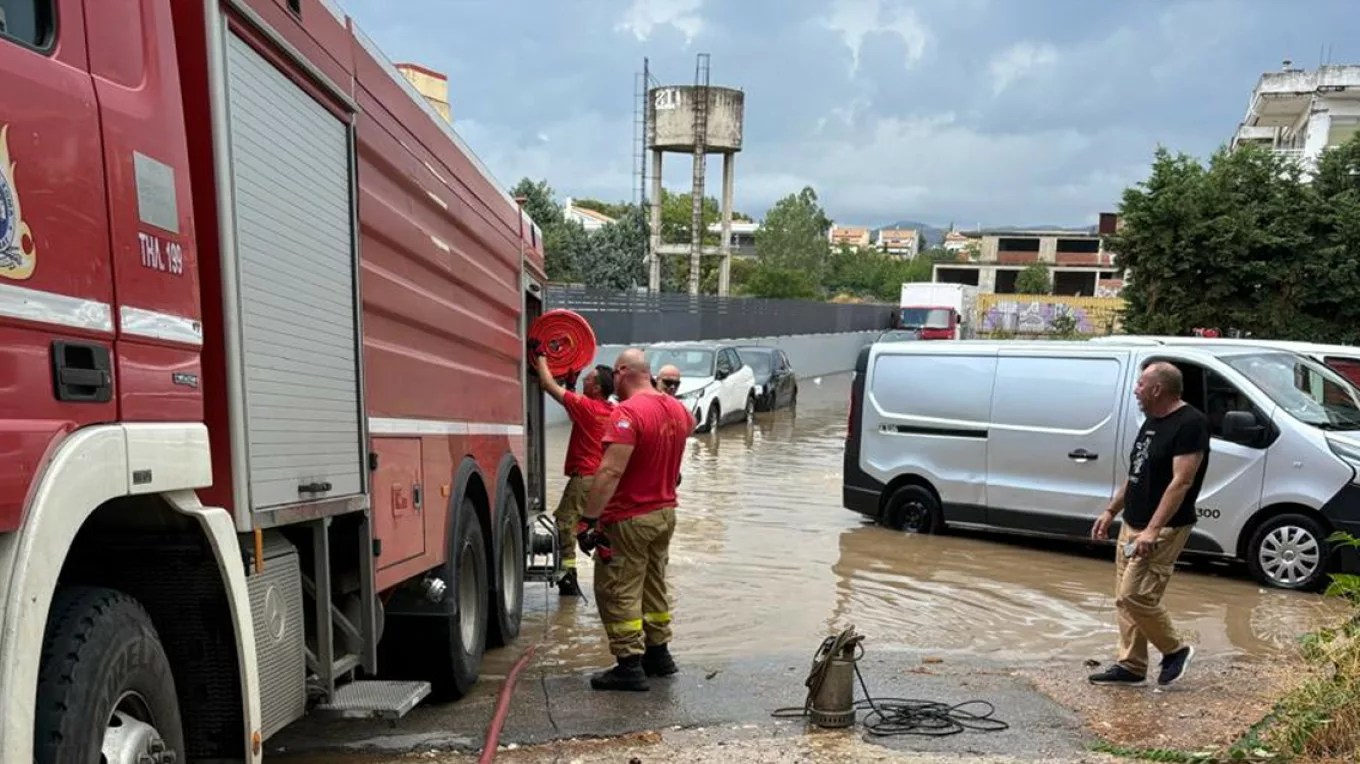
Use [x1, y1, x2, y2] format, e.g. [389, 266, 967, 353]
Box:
[0, 1, 549, 761]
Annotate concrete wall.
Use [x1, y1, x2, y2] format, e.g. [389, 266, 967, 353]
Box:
[543, 330, 878, 427]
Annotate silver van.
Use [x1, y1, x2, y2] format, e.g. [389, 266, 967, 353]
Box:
[842, 339, 1360, 590]
[1089, 336, 1360, 389]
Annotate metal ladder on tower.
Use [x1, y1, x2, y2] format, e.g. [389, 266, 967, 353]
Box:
[688, 53, 711, 296]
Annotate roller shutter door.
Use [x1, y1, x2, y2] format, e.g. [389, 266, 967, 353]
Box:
[225, 32, 363, 511]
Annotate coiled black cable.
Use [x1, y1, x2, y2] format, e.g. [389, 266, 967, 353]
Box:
[773, 628, 1010, 737]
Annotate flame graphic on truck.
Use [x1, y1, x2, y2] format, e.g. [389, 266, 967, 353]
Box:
[0, 124, 37, 280]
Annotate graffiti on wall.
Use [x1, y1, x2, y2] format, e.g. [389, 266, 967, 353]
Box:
[977, 294, 1125, 336]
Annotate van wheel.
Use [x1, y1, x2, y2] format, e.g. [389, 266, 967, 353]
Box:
[489, 489, 525, 648]
[883, 485, 942, 534]
[743, 393, 756, 422]
[35, 586, 185, 764]
[1247, 514, 1329, 591]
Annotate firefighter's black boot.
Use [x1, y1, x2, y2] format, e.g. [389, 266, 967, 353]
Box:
[557, 569, 581, 597]
[590, 655, 649, 691]
[642, 643, 678, 677]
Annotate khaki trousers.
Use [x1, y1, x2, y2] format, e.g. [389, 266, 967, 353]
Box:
[553, 475, 593, 570]
[593, 507, 677, 658]
[1115, 522, 1192, 675]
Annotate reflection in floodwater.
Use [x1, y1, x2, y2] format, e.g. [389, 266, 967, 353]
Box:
[490, 373, 1347, 676]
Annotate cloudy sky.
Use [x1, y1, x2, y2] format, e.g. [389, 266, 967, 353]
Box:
[337, 0, 1360, 230]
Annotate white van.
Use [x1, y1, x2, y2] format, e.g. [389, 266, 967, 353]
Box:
[1089, 336, 1360, 388]
[842, 339, 1360, 590]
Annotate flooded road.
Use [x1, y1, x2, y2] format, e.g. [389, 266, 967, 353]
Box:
[502, 372, 1346, 676]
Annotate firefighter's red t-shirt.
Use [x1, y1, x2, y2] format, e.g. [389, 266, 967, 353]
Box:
[562, 392, 614, 476]
[600, 390, 694, 523]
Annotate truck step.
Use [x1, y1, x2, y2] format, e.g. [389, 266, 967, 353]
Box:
[312, 680, 431, 720]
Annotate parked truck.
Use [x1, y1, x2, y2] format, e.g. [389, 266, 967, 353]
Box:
[898, 282, 978, 340]
[0, 1, 548, 762]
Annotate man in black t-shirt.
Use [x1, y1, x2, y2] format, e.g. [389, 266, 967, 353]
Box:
[1089, 361, 1210, 688]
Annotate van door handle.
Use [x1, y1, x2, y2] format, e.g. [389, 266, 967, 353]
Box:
[1068, 449, 1098, 462]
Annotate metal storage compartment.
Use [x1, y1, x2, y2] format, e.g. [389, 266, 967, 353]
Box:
[224, 32, 365, 512]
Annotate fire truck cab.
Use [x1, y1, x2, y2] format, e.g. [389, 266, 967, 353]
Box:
[0, 1, 545, 762]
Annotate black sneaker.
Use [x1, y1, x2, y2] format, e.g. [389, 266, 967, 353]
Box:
[590, 655, 649, 692]
[1087, 664, 1146, 686]
[642, 643, 678, 677]
[1158, 645, 1194, 686]
[557, 569, 581, 597]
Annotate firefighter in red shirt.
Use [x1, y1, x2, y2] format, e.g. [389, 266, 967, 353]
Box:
[533, 353, 614, 597]
[577, 348, 695, 691]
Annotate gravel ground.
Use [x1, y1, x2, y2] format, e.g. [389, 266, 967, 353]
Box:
[1023, 654, 1302, 755]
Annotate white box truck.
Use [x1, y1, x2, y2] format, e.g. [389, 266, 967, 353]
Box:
[899, 283, 979, 340]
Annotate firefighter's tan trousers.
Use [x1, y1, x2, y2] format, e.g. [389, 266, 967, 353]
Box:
[553, 475, 593, 571]
[593, 507, 676, 658]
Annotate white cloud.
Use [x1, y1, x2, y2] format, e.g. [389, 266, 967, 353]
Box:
[615, 0, 704, 45]
[989, 41, 1059, 97]
[824, 0, 930, 74]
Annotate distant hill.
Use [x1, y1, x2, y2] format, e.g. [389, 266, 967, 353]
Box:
[873, 220, 1097, 247]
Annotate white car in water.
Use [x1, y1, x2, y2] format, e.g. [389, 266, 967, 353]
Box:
[646, 342, 757, 433]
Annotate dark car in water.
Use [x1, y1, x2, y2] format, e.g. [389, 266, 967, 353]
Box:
[736, 346, 798, 412]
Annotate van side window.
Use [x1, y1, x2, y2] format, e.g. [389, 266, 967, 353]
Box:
[1200, 369, 1264, 441]
[0, 0, 55, 49]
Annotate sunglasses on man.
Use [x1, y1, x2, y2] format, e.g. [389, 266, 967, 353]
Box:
[660, 378, 680, 391]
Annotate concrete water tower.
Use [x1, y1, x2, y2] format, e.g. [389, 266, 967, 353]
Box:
[644, 54, 745, 295]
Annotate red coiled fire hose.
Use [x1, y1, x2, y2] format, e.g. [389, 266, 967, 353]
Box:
[528, 309, 597, 379]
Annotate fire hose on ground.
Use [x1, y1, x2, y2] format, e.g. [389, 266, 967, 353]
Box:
[477, 643, 537, 764]
[772, 625, 1011, 737]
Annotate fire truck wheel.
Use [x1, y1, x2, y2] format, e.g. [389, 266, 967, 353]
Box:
[34, 586, 185, 764]
[439, 501, 488, 700]
[489, 489, 525, 648]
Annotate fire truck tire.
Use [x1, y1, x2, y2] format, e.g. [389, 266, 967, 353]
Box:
[489, 489, 525, 648]
[437, 501, 488, 700]
[34, 586, 185, 764]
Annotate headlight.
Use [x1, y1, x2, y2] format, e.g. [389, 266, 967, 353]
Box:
[678, 388, 703, 401]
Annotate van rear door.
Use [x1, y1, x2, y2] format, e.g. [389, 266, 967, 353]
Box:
[985, 347, 1129, 536]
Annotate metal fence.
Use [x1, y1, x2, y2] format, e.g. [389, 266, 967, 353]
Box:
[545, 286, 897, 345]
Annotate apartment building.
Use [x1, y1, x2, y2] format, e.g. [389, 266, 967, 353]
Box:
[875, 228, 921, 258]
[707, 220, 759, 257]
[932, 214, 1122, 296]
[1230, 62, 1360, 170]
[829, 225, 871, 249]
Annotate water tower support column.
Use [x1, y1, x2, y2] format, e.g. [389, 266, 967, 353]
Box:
[718, 152, 735, 296]
[648, 150, 664, 292]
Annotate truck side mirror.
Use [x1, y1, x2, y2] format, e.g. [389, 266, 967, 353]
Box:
[1221, 410, 1264, 445]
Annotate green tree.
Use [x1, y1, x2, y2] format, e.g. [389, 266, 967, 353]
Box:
[512, 177, 579, 281]
[543, 220, 591, 282]
[1109, 143, 1323, 337]
[746, 186, 832, 299]
[580, 206, 648, 290]
[1015, 263, 1052, 294]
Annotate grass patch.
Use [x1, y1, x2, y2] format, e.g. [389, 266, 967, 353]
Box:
[1215, 532, 1360, 762]
[1090, 739, 1216, 762]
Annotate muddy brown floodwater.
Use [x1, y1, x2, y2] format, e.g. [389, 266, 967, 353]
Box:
[494, 372, 1346, 679]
